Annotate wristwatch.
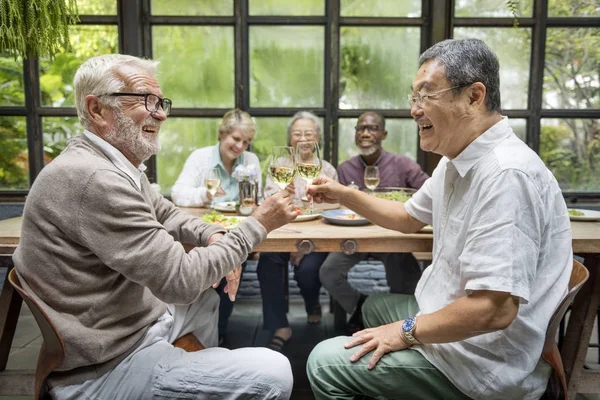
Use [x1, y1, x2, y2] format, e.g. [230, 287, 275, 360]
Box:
[401, 316, 421, 346]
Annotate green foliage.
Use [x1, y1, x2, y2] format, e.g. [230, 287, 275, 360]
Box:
[0, 116, 28, 189]
[249, 0, 323, 16]
[150, 0, 231, 16]
[0, 0, 79, 60]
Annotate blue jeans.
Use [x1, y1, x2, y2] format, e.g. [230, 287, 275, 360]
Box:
[215, 261, 247, 336]
[257, 252, 328, 331]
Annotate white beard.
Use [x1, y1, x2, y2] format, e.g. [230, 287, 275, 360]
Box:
[106, 110, 161, 162]
[358, 145, 378, 157]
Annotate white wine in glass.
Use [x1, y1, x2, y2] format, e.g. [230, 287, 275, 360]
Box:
[269, 146, 296, 190]
[203, 167, 221, 209]
[295, 141, 322, 213]
[364, 165, 380, 193]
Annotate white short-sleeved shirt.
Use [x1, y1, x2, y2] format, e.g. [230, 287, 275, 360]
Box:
[404, 117, 572, 400]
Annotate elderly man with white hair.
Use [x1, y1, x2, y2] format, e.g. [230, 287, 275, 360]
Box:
[13, 54, 296, 399]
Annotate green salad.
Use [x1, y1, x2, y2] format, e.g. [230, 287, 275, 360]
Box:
[373, 190, 413, 203]
[568, 209, 585, 217]
[201, 211, 242, 228]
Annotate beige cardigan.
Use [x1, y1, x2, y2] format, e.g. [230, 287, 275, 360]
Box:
[13, 135, 266, 384]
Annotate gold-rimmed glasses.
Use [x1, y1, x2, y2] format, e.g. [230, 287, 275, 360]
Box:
[407, 83, 471, 107]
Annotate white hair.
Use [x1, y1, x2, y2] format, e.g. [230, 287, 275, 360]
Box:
[287, 111, 322, 144]
[73, 54, 160, 128]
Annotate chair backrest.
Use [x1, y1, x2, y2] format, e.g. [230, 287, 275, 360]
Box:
[541, 259, 589, 400]
[8, 268, 66, 400]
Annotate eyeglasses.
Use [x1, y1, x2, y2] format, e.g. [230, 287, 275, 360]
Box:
[290, 130, 317, 139]
[407, 84, 471, 107]
[101, 92, 172, 116]
[355, 124, 379, 133]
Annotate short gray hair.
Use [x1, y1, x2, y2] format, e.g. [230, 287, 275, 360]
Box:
[74, 54, 160, 128]
[287, 111, 322, 143]
[419, 39, 502, 113]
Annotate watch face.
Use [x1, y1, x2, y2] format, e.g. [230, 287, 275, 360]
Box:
[403, 317, 415, 331]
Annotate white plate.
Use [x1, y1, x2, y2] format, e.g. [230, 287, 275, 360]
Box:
[568, 208, 600, 222]
[420, 225, 433, 233]
[292, 213, 322, 222]
[322, 209, 370, 226]
[214, 201, 237, 213]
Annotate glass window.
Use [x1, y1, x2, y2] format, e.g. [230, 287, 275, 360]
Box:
[453, 27, 531, 110]
[543, 28, 600, 110]
[509, 118, 527, 142]
[40, 25, 118, 107]
[341, 0, 421, 17]
[76, 0, 117, 15]
[250, 26, 324, 108]
[42, 117, 82, 164]
[454, 0, 533, 17]
[549, 0, 600, 17]
[0, 56, 25, 106]
[249, 0, 324, 15]
[251, 117, 291, 183]
[151, 0, 233, 15]
[153, 26, 234, 108]
[540, 118, 600, 192]
[0, 116, 29, 190]
[340, 27, 420, 110]
[157, 118, 221, 193]
[338, 118, 418, 164]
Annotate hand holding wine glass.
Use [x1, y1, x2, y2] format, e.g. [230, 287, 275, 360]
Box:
[203, 167, 222, 209]
[295, 141, 322, 214]
[364, 165, 380, 194]
[269, 146, 296, 191]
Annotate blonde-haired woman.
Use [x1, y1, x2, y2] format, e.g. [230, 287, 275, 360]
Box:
[172, 108, 261, 345]
[172, 108, 261, 206]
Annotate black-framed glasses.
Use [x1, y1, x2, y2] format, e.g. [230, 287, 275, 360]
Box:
[100, 92, 172, 116]
[355, 124, 379, 133]
[407, 83, 471, 107]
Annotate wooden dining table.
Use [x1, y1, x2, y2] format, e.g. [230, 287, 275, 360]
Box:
[0, 209, 599, 398]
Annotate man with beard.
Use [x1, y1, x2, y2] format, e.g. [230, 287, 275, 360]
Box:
[12, 54, 295, 399]
[319, 111, 428, 333]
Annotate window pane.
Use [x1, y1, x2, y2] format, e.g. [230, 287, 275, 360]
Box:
[549, 0, 600, 17]
[76, 0, 117, 15]
[251, 117, 291, 183]
[454, 0, 533, 17]
[340, 27, 420, 110]
[338, 118, 418, 164]
[541, 119, 600, 192]
[42, 117, 82, 164]
[0, 116, 29, 190]
[543, 28, 599, 110]
[250, 27, 324, 108]
[0, 56, 24, 106]
[341, 0, 421, 17]
[153, 26, 234, 108]
[508, 118, 526, 142]
[40, 25, 118, 107]
[454, 28, 531, 110]
[157, 118, 221, 193]
[151, 0, 232, 15]
[250, 0, 324, 15]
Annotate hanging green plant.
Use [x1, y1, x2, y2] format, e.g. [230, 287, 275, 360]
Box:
[0, 0, 79, 60]
[506, 0, 520, 27]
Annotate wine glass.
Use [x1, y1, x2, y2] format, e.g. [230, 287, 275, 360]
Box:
[203, 167, 222, 209]
[269, 146, 296, 191]
[295, 141, 322, 214]
[364, 165, 380, 195]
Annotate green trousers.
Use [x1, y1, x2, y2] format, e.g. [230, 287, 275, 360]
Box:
[307, 293, 472, 400]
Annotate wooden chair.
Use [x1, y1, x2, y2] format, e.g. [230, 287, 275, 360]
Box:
[8, 268, 65, 400]
[541, 259, 589, 400]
